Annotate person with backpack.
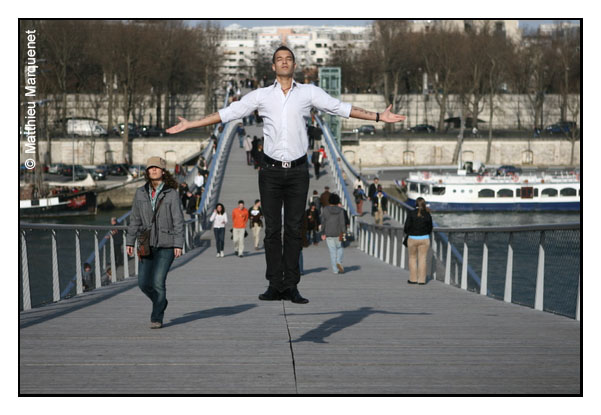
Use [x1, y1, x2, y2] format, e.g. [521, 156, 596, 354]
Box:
[353, 184, 367, 215]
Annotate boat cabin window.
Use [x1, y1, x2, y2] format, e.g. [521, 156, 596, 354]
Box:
[432, 186, 445, 195]
[519, 187, 534, 199]
[497, 189, 513, 198]
[420, 184, 430, 194]
[560, 187, 577, 197]
[541, 188, 558, 197]
[478, 189, 495, 198]
[409, 183, 418, 192]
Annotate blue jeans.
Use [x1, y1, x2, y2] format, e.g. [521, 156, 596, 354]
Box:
[138, 247, 175, 323]
[307, 228, 320, 244]
[214, 227, 225, 253]
[326, 237, 344, 273]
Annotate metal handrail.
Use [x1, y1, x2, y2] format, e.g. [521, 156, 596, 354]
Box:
[19, 91, 234, 310]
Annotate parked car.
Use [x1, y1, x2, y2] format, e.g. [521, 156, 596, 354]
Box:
[545, 121, 577, 135]
[55, 118, 108, 137]
[496, 165, 522, 176]
[112, 123, 140, 138]
[48, 163, 66, 174]
[139, 125, 165, 137]
[108, 164, 129, 176]
[352, 125, 376, 135]
[409, 124, 436, 133]
[88, 166, 107, 181]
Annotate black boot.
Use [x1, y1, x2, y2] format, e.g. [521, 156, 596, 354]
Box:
[259, 286, 282, 301]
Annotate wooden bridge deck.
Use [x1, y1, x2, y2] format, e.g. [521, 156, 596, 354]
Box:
[19, 125, 580, 395]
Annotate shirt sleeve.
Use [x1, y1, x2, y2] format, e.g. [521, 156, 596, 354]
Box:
[310, 85, 352, 118]
[218, 89, 260, 123]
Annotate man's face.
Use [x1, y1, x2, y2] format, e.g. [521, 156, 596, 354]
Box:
[272, 50, 295, 77]
[239, 203, 244, 209]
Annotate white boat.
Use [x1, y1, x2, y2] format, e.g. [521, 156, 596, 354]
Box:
[397, 168, 580, 212]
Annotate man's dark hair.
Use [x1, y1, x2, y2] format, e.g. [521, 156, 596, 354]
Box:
[329, 193, 341, 205]
[272, 45, 295, 63]
[238, 200, 245, 205]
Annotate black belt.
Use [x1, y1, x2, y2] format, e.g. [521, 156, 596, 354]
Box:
[263, 154, 307, 168]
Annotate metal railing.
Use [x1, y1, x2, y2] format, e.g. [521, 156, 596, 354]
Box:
[317, 115, 581, 320]
[19, 93, 235, 311]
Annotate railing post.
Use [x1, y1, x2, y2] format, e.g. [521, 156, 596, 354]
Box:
[480, 233, 488, 296]
[102, 244, 106, 272]
[109, 233, 116, 283]
[431, 233, 437, 280]
[122, 231, 129, 280]
[20, 229, 32, 311]
[504, 232, 514, 303]
[461, 233, 469, 290]
[94, 231, 101, 289]
[445, 239, 452, 285]
[75, 230, 83, 295]
[379, 230, 385, 261]
[392, 231, 398, 267]
[400, 233, 407, 269]
[385, 230, 391, 264]
[51, 229, 60, 302]
[534, 231, 546, 311]
[576, 273, 580, 321]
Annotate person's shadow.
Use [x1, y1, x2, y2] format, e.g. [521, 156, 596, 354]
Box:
[288, 307, 431, 344]
[166, 304, 257, 328]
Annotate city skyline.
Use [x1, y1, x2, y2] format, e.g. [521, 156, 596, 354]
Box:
[189, 19, 580, 29]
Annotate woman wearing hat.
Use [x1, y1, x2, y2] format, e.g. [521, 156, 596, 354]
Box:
[126, 156, 184, 329]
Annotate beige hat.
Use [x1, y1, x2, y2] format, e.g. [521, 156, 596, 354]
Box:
[146, 156, 166, 170]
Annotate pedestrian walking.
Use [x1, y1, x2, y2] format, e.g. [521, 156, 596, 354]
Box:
[193, 169, 205, 195]
[166, 45, 406, 303]
[372, 186, 388, 225]
[236, 123, 245, 148]
[249, 199, 263, 250]
[403, 197, 433, 285]
[244, 135, 254, 165]
[320, 193, 346, 274]
[368, 177, 380, 205]
[210, 203, 228, 257]
[353, 185, 367, 215]
[126, 156, 184, 329]
[310, 190, 321, 213]
[320, 186, 331, 209]
[311, 148, 321, 179]
[305, 203, 321, 246]
[232, 200, 249, 257]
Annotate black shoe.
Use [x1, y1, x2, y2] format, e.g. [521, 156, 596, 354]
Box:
[283, 287, 309, 304]
[259, 286, 281, 301]
[407, 280, 418, 284]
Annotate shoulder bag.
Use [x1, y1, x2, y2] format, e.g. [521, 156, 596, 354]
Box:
[137, 198, 164, 258]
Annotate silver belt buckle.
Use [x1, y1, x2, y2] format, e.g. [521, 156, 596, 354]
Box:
[282, 161, 291, 168]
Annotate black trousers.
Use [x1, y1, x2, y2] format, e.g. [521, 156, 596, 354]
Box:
[258, 161, 310, 292]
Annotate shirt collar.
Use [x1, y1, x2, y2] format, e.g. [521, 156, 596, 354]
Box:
[273, 79, 298, 90]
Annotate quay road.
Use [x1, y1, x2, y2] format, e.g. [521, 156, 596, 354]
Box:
[19, 124, 580, 394]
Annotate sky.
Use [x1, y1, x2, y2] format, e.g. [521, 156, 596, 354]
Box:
[189, 19, 580, 29]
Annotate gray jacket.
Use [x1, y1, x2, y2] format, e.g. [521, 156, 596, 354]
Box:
[321, 205, 346, 238]
[126, 183, 184, 249]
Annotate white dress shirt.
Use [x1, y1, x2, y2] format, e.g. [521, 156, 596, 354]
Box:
[219, 80, 352, 161]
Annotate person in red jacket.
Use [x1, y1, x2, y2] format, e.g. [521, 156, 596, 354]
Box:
[232, 200, 249, 257]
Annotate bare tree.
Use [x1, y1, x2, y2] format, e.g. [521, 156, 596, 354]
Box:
[421, 25, 464, 132]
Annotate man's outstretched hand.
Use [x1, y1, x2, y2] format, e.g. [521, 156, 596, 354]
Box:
[380, 104, 406, 123]
[166, 116, 189, 134]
